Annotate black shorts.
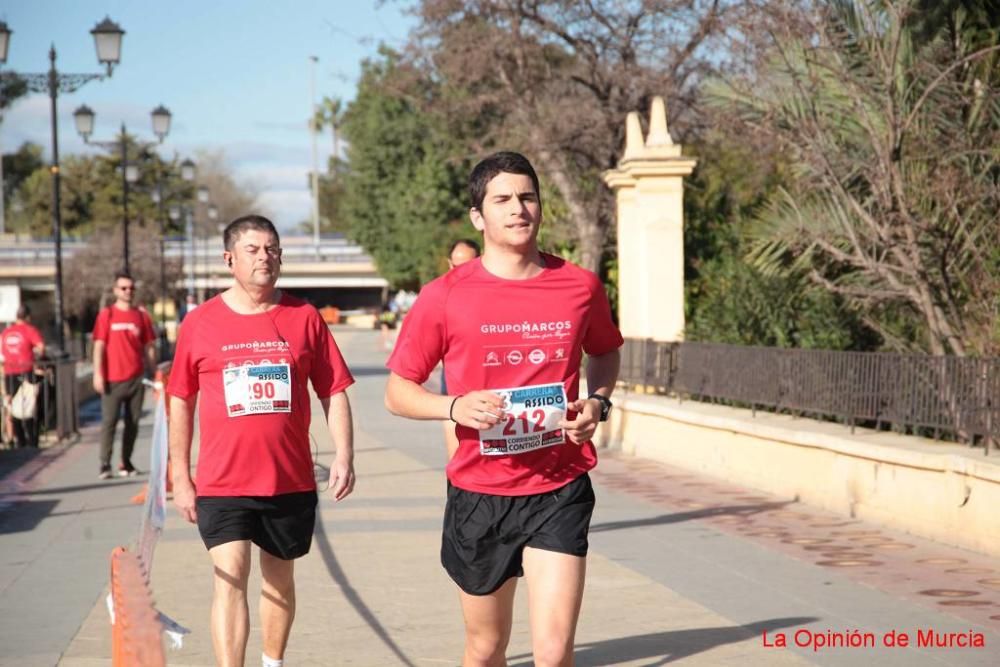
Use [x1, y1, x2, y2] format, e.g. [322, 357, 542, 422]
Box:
[441, 473, 595, 595]
[196, 490, 318, 560]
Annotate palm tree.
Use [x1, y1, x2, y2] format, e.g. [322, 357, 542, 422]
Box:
[312, 96, 344, 171]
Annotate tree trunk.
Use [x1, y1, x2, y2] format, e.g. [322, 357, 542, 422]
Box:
[533, 147, 605, 274]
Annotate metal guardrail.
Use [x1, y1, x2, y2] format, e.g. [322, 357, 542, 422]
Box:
[620, 340, 999, 455]
[1, 357, 79, 446]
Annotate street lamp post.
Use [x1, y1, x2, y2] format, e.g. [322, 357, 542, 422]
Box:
[151, 183, 168, 358]
[203, 201, 218, 297]
[73, 104, 172, 273]
[0, 17, 124, 354]
[166, 158, 198, 300]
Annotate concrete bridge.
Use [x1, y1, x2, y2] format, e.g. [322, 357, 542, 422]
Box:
[0, 233, 388, 323]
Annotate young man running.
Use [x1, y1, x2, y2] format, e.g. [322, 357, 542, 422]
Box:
[385, 152, 622, 666]
[168, 215, 356, 667]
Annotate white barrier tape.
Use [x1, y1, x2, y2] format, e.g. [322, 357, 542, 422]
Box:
[158, 611, 190, 650]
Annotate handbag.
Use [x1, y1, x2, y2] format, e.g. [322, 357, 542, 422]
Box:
[10, 379, 40, 420]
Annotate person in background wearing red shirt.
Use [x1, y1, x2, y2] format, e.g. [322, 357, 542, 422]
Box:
[92, 271, 157, 479]
[440, 238, 481, 461]
[168, 215, 356, 667]
[1, 305, 46, 448]
[385, 152, 622, 667]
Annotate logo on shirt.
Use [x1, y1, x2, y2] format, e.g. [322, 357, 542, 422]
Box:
[506, 350, 524, 365]
[484, 351, 501, 367]
[1, 332, 25, 353]
[480, 320, 573, 341]
[220, 340, 290, 353]
[110, 322, 140, 336]
[528, 348, 546, 364]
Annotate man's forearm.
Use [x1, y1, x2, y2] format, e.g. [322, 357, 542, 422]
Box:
[322, 392, 354, 461]
[168, 395, 197, 483]
[385, 372, 454, 420]
[92, 341, 105, 377]
[586, 349, 621, 398]
[145, 344, 157, 376]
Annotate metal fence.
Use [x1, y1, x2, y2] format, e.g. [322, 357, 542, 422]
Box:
[1, 358, 79, 446]
[620, 340, 999, 455]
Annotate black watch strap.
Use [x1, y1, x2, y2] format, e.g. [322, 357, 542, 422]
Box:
[587, 393, 612, 422]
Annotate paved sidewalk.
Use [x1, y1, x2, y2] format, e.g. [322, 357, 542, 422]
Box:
[1, 328, 998, 665]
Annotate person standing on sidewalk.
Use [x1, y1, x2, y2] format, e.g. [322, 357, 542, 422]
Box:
[168, 214, 356, 667]
[1, 305, 46, 448]
[92, 271, 157, 478]
[440, 238, 480, 461]
[385, 152, 622, 666]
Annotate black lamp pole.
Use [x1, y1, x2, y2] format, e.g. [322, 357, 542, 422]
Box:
[2, 18, 125, 355]
[120, 123, 130, 273]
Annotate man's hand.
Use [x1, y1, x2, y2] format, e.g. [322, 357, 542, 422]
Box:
[172, 477, 197, 523]
[327, 456, 355, 502]
[451, 390, 506, 430]
[558, 398, 602, 445]
[93, 372, 105, 395]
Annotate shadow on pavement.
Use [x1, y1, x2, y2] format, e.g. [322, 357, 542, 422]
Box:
[0, 498, 60, 534]
[350, 366, 391, 378]
[313, 515, 419, 667]
[0, 446, 44, 481]
[590, 501, 795, 533]
[509, 617, 819, 666]
[17, 479, 145, 496]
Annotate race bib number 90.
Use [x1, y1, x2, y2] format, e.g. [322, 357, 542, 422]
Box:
[479, 382, 567, 456]
[223, 363, 292, 417]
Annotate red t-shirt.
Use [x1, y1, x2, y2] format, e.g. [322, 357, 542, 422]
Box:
[92, 306, 156, 383]
[0, 322, 44, 375]
[388, 254, 623, 496]
[166, 293, 355, 497]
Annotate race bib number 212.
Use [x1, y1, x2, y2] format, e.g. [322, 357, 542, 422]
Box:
[479, 382, 566, 456]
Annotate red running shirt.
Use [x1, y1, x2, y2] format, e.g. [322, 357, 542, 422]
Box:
[92, 306, 156, 383]
[167, 293, 354, 496]
[388, 254, 623, 496]
[0, 322, 44, 374]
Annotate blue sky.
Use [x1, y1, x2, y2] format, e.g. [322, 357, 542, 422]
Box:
[1, 0, 415, 231]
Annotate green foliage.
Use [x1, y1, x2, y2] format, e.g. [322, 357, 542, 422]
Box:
[706, 0, 1000, 355]
[315, 155, 348, 234]
[2, 142, 43, 208]
[339, 49, 471, 289]
[7, 139, 192, 238]
[683, 135, 788, 282]
[686, 255, 872, 350]
[0, 72, 28, 112]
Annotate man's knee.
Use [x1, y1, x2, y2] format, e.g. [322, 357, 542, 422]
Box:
[464, 625, 510, 664]
[465, 634, 507, 665]
[532, 635, 573, 667]
[260, 552, 296, 596]
[210, 543, 252, 594]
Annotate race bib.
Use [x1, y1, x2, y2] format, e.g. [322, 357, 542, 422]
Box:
[223, 363, 292, 417]
[479, 382, 567, 456]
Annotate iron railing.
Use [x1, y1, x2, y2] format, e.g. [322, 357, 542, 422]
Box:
[1, 357, 79, 446]
[620, 340, 999, 455]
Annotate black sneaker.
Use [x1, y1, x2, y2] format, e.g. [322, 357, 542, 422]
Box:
[99, 465, 113, 480]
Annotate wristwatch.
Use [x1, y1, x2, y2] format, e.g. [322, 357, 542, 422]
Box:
[587, 393, 613, 422]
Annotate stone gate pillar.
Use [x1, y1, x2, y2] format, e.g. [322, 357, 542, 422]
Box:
[603, 97, 697, 342]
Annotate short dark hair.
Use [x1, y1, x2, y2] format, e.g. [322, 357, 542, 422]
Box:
[16, 305, 30, 320]
[113, 270, 134, 285]
[469, 151, 540, 211]
[224, 214, 280, 251]
[449, 238, 481, 258]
